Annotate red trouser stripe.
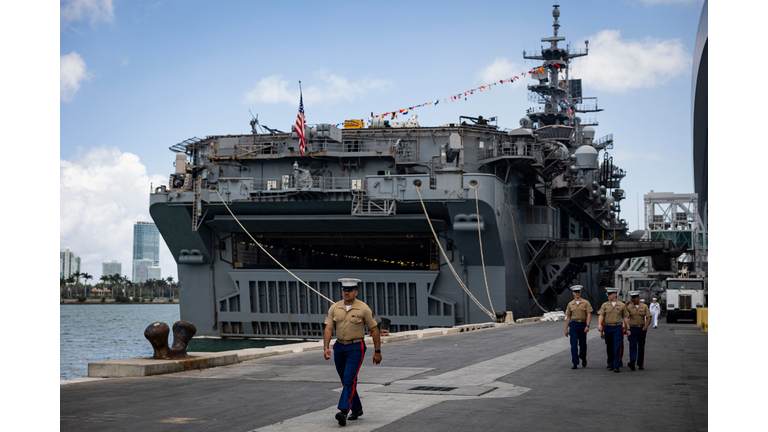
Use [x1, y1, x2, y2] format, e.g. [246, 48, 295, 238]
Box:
[348, 341, 365, 411]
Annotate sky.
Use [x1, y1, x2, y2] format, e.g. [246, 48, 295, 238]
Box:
[57, 0, 708, 284]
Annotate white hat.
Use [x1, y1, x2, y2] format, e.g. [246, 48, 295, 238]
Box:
[570, 285, 583, 292]
[640, 299, 646, 303]
[339, 278, 361, 288]
[652, 298, 658, 301]
[629, 291, 640, 297]
[605, 287, 618, 294]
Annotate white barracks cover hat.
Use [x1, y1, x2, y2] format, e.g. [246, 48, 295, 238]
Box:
[339, 278, 361, 288]
[570, 285, 583, 292]
[629, 291, 640, 297]
[605, 287, 618, 293]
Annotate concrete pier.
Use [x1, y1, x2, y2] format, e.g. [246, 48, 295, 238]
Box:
[60, 318, 707, 431]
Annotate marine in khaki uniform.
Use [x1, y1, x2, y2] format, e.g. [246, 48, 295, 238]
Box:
[323, 278, 382, 426]
[564, 285, 593, 369]
[626, 291, 652, 370]
[597, 287, 630, 373]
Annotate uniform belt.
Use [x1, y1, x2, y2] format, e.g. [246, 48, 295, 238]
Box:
[631, 325, 644, 328]
[605, 323, 622, 326]
[336, 338, 364, 345]
[571, 319, 586, 322]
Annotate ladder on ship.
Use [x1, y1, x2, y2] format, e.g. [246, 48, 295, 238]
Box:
[351, 189, 396, 216]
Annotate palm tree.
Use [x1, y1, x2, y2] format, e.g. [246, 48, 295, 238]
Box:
[66, 275, 76, 297]
[60, 277, 67, 297]
[166, 276, 174, 299]
[72, 271, 82, 296]
[82, 272, 93, 297]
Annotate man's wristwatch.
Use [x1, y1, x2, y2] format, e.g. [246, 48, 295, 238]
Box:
[375, 350, 381, 353]
[325, 347, 330, 350]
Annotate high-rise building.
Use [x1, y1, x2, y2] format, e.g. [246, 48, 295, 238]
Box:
[102, 260, 122, 278]
[60, 247, 81, 279]
[132, 221, 160, 282]
[147, 265, 162, 281]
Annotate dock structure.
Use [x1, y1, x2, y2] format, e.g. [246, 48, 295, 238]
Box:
[61, 318, 707, 431]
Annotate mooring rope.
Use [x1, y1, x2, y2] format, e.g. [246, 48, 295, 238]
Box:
[415, 185, 496, 320]
[214, 189, 334, 304]
[473, 184, 495, 314]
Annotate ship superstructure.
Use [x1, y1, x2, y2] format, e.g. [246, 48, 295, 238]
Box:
[150, 5, 678, 338]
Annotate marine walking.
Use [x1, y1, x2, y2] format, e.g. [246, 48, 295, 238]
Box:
[598, 287, 630, 373]
[323, 278, 382, 426]
[626, 291, 652, 370]
[564, 285, 592, 369]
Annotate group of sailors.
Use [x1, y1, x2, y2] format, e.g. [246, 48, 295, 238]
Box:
[565, 285, 662, 373]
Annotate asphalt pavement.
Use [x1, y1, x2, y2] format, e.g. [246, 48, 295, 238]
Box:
[60, 316, 707, 431]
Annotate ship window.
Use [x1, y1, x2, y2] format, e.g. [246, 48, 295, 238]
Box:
[387, 283, 396, 316]
[428, 298, 440, 316]
[288, 282, 298, 314]
[229, 295, 240, 312]
[570, 222, 576, 235]
[443, 303, 452, 317]
[299, 285, 307, 314]
[308, 281, 318, 314]
[398, 283, 407, 316]
[320, 282, 331, 312]
[249, 281, 257, 313]
[409, 283, 417, 316]
[376, 283, 386, 316]
[278, 282, 287, 314]
[365, 282, 375, 309]
[268, 281, 277, 313]
[258, 281, 267, 313]
[219, 300, 227, 312]
[332, 282, 342, 301]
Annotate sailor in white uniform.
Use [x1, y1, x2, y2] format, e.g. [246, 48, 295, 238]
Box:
[649, 298, 661, 329]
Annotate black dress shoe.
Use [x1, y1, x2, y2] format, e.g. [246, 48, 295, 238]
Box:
[348, 410, 363, 420]
[628, 361, 635, 371]
[572, 364, 578, 369]
[582, 359, 587, 367]
[607, 365, 613, 370]
[614, 368, 620, 373]
[619, 361, 624, 367]
[336, 410, 348, 426]
[638, 366, 644, 370]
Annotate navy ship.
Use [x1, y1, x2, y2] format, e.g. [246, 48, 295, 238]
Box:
[150, 5, 679, 338]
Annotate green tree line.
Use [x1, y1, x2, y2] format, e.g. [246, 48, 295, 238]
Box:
[60, 272, 179, 301]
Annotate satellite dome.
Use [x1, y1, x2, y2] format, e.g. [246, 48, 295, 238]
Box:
[508, 127, 534, 137]
[581, 126, 595, 140]
[574, 145, 598, 169]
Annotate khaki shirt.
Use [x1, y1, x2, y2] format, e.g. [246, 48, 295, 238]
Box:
[324, 299, 378, 342]
[598, 301, 629, 325]
[566, 300, 593, 321]
[627, 303, 651, 326]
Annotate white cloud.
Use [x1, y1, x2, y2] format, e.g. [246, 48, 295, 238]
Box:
[476, 57, 526, 84]
[60, 51, 92, 102]
[61, 0, 115, 27]
[574, 29, 691, 93]
[245, 69, 393, 105]
[60, 147, 176, 282]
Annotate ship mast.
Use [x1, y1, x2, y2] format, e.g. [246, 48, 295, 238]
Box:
[522, 5, 598, 145]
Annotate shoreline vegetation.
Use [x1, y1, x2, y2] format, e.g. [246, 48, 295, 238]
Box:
[61, 298, 180, 305]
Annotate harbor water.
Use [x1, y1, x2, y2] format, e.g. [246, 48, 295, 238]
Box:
[60, 304, 300, 381]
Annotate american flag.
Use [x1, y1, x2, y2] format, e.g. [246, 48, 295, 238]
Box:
[296, 93, 306, 156]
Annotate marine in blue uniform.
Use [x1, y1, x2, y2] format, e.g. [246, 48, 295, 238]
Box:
[626, 291, 651, 371]
[598, 287, 630, 373]
[564, 285, 593, 369]
[323, 278, 382, 426]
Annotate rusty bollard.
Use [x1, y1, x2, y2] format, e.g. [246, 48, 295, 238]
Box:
[144, 322, 170, 359]
[169, 320, 197, 358]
